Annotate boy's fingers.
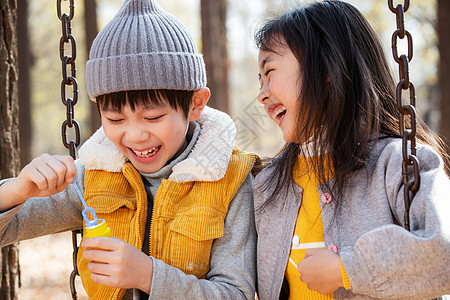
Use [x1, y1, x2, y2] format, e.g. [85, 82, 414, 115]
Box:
[27, 168, 48, 191]
[82, 236, 118, 250]
[37, 155, 76, 190]
[83, 248, 113, 264]
[55, 155, 77, 182]
[88, 261, 111, 276]
[42, 155, 70, 189]
[30, 158, 55, 190]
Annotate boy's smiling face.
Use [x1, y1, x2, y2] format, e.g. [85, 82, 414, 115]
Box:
[100, 89, 209, 174]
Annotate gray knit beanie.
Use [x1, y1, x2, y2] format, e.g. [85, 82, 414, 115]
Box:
[86, 0, 206, 99]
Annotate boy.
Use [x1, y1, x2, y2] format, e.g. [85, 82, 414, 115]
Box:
[0, 0, 257, 299]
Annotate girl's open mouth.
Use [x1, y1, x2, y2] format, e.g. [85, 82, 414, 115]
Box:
[271, 105, 287, 124]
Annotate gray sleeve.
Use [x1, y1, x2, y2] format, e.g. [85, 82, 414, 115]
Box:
[0, 161, 85, 246]
[340, 144, 450, 299]
[147, 173, 256, 300]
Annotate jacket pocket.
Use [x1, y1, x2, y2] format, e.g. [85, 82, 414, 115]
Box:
[86, 196, 136, 234]
[167, 210, 225, 278]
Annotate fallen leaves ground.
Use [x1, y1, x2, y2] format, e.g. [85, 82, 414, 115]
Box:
[19, 232, 88, 300]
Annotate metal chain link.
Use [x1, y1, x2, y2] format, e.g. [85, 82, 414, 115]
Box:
[58, 0, 80, 158]
[57, 0, 82, 299]
[388, 0, 420, 232]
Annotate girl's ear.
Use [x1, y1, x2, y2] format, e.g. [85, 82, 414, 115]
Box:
[189, 88, 210, 121]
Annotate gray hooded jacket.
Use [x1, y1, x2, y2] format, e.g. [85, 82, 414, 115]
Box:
[254, 137, 450, 299]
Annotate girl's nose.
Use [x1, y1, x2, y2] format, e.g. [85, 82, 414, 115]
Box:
[258, 85, 269, 104]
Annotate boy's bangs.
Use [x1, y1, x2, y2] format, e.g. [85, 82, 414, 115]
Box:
[97, 90, 166, 112]
[96, 89, 194, 118]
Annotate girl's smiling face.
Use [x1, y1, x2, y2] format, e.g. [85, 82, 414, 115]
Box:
[101, 101, 190, 174]
[257, 42, 307, 143]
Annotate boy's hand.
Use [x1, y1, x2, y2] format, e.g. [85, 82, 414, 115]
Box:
[297, 248, 343, 294]
[0, 154, 76, 210]
[81, 237, 153, 294]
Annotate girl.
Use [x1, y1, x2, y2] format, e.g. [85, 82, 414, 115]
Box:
[254, 1, 450, 299]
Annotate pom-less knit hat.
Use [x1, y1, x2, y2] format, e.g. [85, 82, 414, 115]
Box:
[86, 0, 206, 99]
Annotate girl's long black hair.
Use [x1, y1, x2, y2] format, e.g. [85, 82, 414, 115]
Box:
[254, 0, 448, 208]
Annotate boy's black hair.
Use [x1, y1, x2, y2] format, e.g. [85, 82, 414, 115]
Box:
[96, 89, 194, 119]
[255, 1, 449, 208]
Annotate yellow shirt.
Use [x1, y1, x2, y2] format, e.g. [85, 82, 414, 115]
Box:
[286, 154, 333, 300]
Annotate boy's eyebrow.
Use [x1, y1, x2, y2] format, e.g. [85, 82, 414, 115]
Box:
[143, 101, 166, 110]
[101, 107, 121, 113]
[101, 101, 166, 112]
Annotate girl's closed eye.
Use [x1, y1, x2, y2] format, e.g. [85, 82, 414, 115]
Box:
[265, 69, 273, 76]
[259, 69, 273, 89]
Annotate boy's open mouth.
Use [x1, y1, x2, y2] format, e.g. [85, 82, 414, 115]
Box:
[131, 145, 161, 158]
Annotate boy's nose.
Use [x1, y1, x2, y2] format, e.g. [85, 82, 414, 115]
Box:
[126, 126, 150, 143]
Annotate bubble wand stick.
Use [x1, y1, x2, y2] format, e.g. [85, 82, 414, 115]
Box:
[73, 177, 112, 238]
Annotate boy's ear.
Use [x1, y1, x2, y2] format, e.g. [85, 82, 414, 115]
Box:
[189, 88, 210, 121]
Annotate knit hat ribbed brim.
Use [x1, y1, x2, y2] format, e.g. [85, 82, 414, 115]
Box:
[86, 0, 206, 99]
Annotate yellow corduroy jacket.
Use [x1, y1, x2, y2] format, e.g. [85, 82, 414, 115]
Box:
[77, 148, 256, 300]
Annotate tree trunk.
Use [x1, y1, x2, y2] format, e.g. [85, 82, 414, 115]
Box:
[83, 0, 101, 134]
[0, 0, 21, 299]
[438, 0, 450, 154]
[200, 0, 229, 113]
[17, 0, 31, 167]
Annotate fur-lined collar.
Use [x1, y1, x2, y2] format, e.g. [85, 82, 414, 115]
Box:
[78, 106, 236, 183]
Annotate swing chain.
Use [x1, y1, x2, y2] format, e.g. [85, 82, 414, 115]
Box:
[57, 0, 81, 299]
[58, 0, 80, 159]
[389, 0, 420, 231]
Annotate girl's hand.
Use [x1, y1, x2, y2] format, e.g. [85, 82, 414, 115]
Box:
[0, 154, 76, 210]
[297, 248, 343, 294]
[81, 237, 153, 294]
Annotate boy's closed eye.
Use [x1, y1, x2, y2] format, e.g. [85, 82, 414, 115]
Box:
[144, 114, 165, 122]
[105, 115, 165, 123]
[105, 117, 124, 124]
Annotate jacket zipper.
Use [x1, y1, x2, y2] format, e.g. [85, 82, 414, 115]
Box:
[111, 166, 145, 300]
[149, 179, 166, 256]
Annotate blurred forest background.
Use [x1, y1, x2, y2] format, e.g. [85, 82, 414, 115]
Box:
[0, 0, 448, 299]
[18, 0, 446, 162]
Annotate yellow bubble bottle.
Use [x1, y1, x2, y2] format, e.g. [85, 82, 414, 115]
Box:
[72, 177, 112, 239]
[85, 219, 112, 238]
